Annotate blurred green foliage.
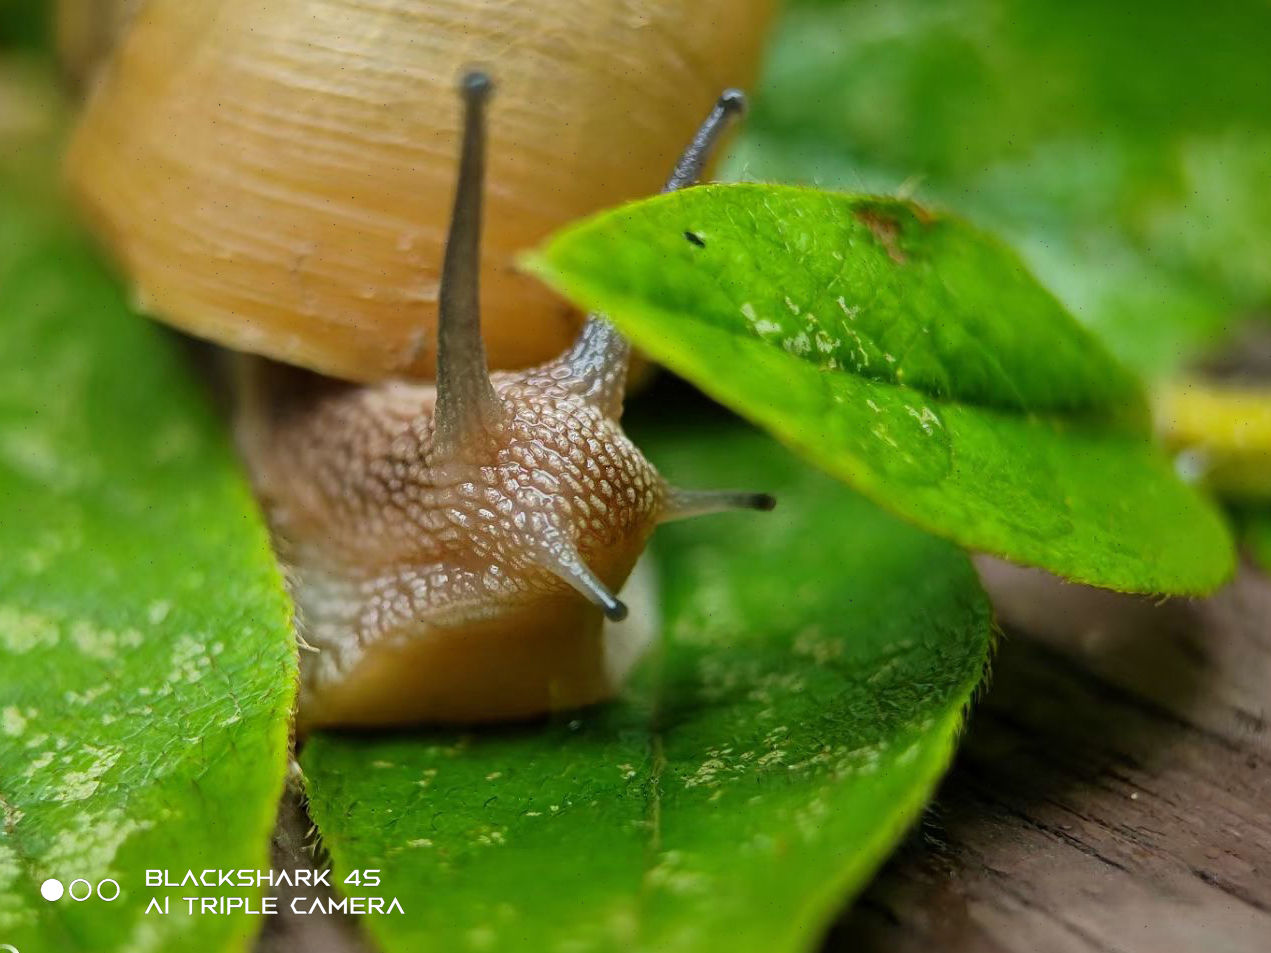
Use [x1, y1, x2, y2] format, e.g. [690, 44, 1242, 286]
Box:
[730, 0, 1271, 376]
[0, 1, 49, 49]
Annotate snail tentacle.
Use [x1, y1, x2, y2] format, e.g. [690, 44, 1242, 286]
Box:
[532, 530, 629, 622]
[559, 87, 772, 532]
[659, 488, 777, 523]
[664, 88, 748, 192]
[435, 70, 502, 461]
[557, 319, 631, 419]
[560, 87, 752, 420]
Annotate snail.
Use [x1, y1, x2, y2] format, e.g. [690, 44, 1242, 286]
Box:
[241, 77, 773, 729]
[62, 1, 778, 729]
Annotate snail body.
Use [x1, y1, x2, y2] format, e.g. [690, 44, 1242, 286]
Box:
[63, 2, 777, 729]
[244, 82, 771, 729]
[238, 342, 663, 728]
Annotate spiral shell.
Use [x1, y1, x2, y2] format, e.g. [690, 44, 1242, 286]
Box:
[65, 0, 775, 382]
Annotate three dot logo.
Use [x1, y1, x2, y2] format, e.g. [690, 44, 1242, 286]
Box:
[4, 877, 127, 952]
[38, 877, 120, 903]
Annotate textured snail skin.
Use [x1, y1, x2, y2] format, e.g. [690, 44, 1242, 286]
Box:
[64, 0, 775, 383]
[239, 331, 663, 729]
[229, 80, 770, 729]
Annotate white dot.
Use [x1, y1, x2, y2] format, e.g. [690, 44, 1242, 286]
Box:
[40, 878, 64, 901]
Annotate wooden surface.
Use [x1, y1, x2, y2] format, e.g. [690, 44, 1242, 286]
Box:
[837, 559, 1271, 953]
[258, 560, 1270, 953]
[256, 781, 371, 953]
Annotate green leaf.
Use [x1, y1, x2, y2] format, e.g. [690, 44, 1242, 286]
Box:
[526, 183, 1234, 595]
[0, 155, 296, 949]
[728, 132, 1233, 380]
[546, 186, 1144, 417]
[731, 0, 1271, 377]
[302, 424, 993, 953]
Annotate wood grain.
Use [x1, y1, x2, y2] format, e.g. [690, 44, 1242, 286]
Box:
[834, 560, 1271, 953]
[255, 779, 374, 953]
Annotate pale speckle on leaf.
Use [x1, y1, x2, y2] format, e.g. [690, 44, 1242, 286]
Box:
[53, 743, 123, 802]
[0, 606, 60, 653]
[1, 706, 27, 737]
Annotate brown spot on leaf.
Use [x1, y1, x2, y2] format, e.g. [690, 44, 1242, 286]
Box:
[854, 207, 908, 264]
[909, 202, 938, 226]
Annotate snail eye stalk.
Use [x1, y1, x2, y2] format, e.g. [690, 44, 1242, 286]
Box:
[561, 89, 750, 416]
[659, 489, 776, 523]
[663, 88, 747, 192]
[535, 537, 630, 622]
[430, 80, 771, 623]
[435, 70, 502, 459]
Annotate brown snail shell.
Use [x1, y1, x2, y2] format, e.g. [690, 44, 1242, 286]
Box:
[64, 0, 776, 382]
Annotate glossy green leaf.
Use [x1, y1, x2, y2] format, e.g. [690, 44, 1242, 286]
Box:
[730, 0, 1271, 377]
[728, 133, 1232, 380]
[526, 183, 1234, 595]
[0, 149, 296, 950]
[302, 424, 993, 953]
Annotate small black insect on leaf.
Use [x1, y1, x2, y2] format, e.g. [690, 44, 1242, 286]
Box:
[684, 230, 706, 248]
